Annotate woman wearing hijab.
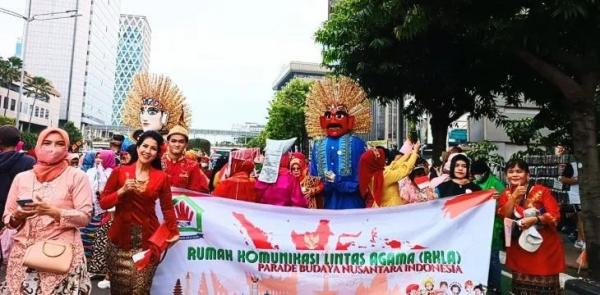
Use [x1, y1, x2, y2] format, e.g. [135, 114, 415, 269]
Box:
[100, 131, 179, 294]
[81, 150, 117, 260]
[213, 159, 257, 202]
[290, 152, 323, 209]
[255, 153, 307, 207]
[80, 151, 97, 172]
[85, 150, 116, 283]
[358, 147, 387, 207]
[437, 154, 481, 198]
[1, 128, 93, 294]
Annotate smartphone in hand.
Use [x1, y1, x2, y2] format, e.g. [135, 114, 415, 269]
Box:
[16, 199, 34, 207]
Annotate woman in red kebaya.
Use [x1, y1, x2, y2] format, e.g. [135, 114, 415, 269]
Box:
[498, 159, 565, 295]
[212, 158, 257, 202]
[100, 130, 179, 294]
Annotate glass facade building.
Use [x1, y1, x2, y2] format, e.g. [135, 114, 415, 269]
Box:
[112, 14, 151, 126]
[24, 0, 120, 127]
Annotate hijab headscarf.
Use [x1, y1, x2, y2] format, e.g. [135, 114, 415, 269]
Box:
[358, 148, 386, 206]
[81, 150, 97, 172]
[33, 128, 70, 182]
[97, 149, 117, 169]
[231, 158, 255, 176]
[289, 152, 307, 181]
[449, 153, 471, 179]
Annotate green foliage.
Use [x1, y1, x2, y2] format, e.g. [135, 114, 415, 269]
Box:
[24, 76, 52, 102]
[262, 78, 313, 153]
[246, 131, 266, 150]
[503, 118, 541, 147]
[20, 131, 37, 151]
[60, 121, 82, 144]
[0, 116, 15, 126]
[465, 141, 505, 170]
[0, 56, 22, 88]
[188, 138, 211, 155]
[0, 56, 23, 117]
[316, 0, 504, 163]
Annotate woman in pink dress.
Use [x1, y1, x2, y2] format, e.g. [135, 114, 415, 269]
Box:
[1, 128, 93, 295]
[255, 153, 307, 207]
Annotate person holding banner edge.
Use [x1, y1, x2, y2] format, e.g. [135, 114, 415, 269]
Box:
[100, 131, 179, 294]
[498, 159, 565, 295]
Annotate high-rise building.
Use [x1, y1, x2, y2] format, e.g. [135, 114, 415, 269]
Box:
[81, 0, 121, 126]
[272, 61, 328, 91]
[112, 14, 151, 126]
[23, 0, 120, 127]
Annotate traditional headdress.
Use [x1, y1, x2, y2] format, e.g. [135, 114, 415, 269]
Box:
[123, 72, 191, 132]
[305, 76, 371, 138]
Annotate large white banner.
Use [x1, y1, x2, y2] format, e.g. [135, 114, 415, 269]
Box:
[152, 190, 495, 294]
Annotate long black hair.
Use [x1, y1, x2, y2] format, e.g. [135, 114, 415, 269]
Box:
[135, 130, 164, 170]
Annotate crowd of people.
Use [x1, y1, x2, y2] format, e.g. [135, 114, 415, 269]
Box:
[0, 122, 574, 294]
[0, 75, 580, 295]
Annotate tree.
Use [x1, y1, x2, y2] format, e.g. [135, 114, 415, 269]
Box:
[402, 0, 600, 277]
[0, 56, 22, 117]
[0, 115, 15, 126]
[246, 130, 266, 150]
[20, 131, 37, 151]
[24, 76, 52, 132]
[316, 0, 504, 164]
[60, 121, 82, 144]
[262, 78, 313, 154]
[465, 140, 505, 172]
[188, 138, 211, 155]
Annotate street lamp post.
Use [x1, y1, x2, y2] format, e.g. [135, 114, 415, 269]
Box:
[0, 1, 80, 129]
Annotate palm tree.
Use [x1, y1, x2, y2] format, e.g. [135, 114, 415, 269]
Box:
[24, 76, 52, 132]
[0, 56, 23, 116]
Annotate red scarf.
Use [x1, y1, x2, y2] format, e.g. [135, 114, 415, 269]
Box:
[33, 128, 70, 182]
[358, 148, 386, 207]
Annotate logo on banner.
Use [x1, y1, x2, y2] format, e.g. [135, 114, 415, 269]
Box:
[173, 195, 204, 240]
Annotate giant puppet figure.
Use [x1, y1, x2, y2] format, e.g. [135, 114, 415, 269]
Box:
[306, 76, 371, 209]
[123, 72, 190, 135]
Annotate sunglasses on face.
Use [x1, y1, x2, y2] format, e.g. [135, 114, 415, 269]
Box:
[323, 111, 349, 119]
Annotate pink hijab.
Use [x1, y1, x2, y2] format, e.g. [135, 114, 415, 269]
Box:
[97, 149, 117, 169]
[33, 128, 70, 182]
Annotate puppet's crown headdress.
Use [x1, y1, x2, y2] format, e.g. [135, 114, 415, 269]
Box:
[123, 72, 191, 131]
[305, 76, 371, 138]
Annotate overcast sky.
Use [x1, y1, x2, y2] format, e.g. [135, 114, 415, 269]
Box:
[0, 0, 327, 129]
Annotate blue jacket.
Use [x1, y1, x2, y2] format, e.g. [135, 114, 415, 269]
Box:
[0, 151, 35, 216]
[310, 134, 366, 209]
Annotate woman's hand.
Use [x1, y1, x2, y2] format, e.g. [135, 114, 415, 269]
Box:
[118, 179, 137, 196]
[32, 199, 61, 222]
[10, 205, 37, 227]
[511, 185, 527, 201]
[519, 216, 538, 230]
[166, 234, 180, 246]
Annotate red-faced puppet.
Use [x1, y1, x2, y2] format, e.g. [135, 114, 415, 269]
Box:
[319, 105, 355, 138]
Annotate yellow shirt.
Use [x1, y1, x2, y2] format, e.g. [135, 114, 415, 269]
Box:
[380, 151, 419, 207]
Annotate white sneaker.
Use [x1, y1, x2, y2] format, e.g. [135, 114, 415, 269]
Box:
[574, 240, 585, 249]
[97, 279, 110, 289]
